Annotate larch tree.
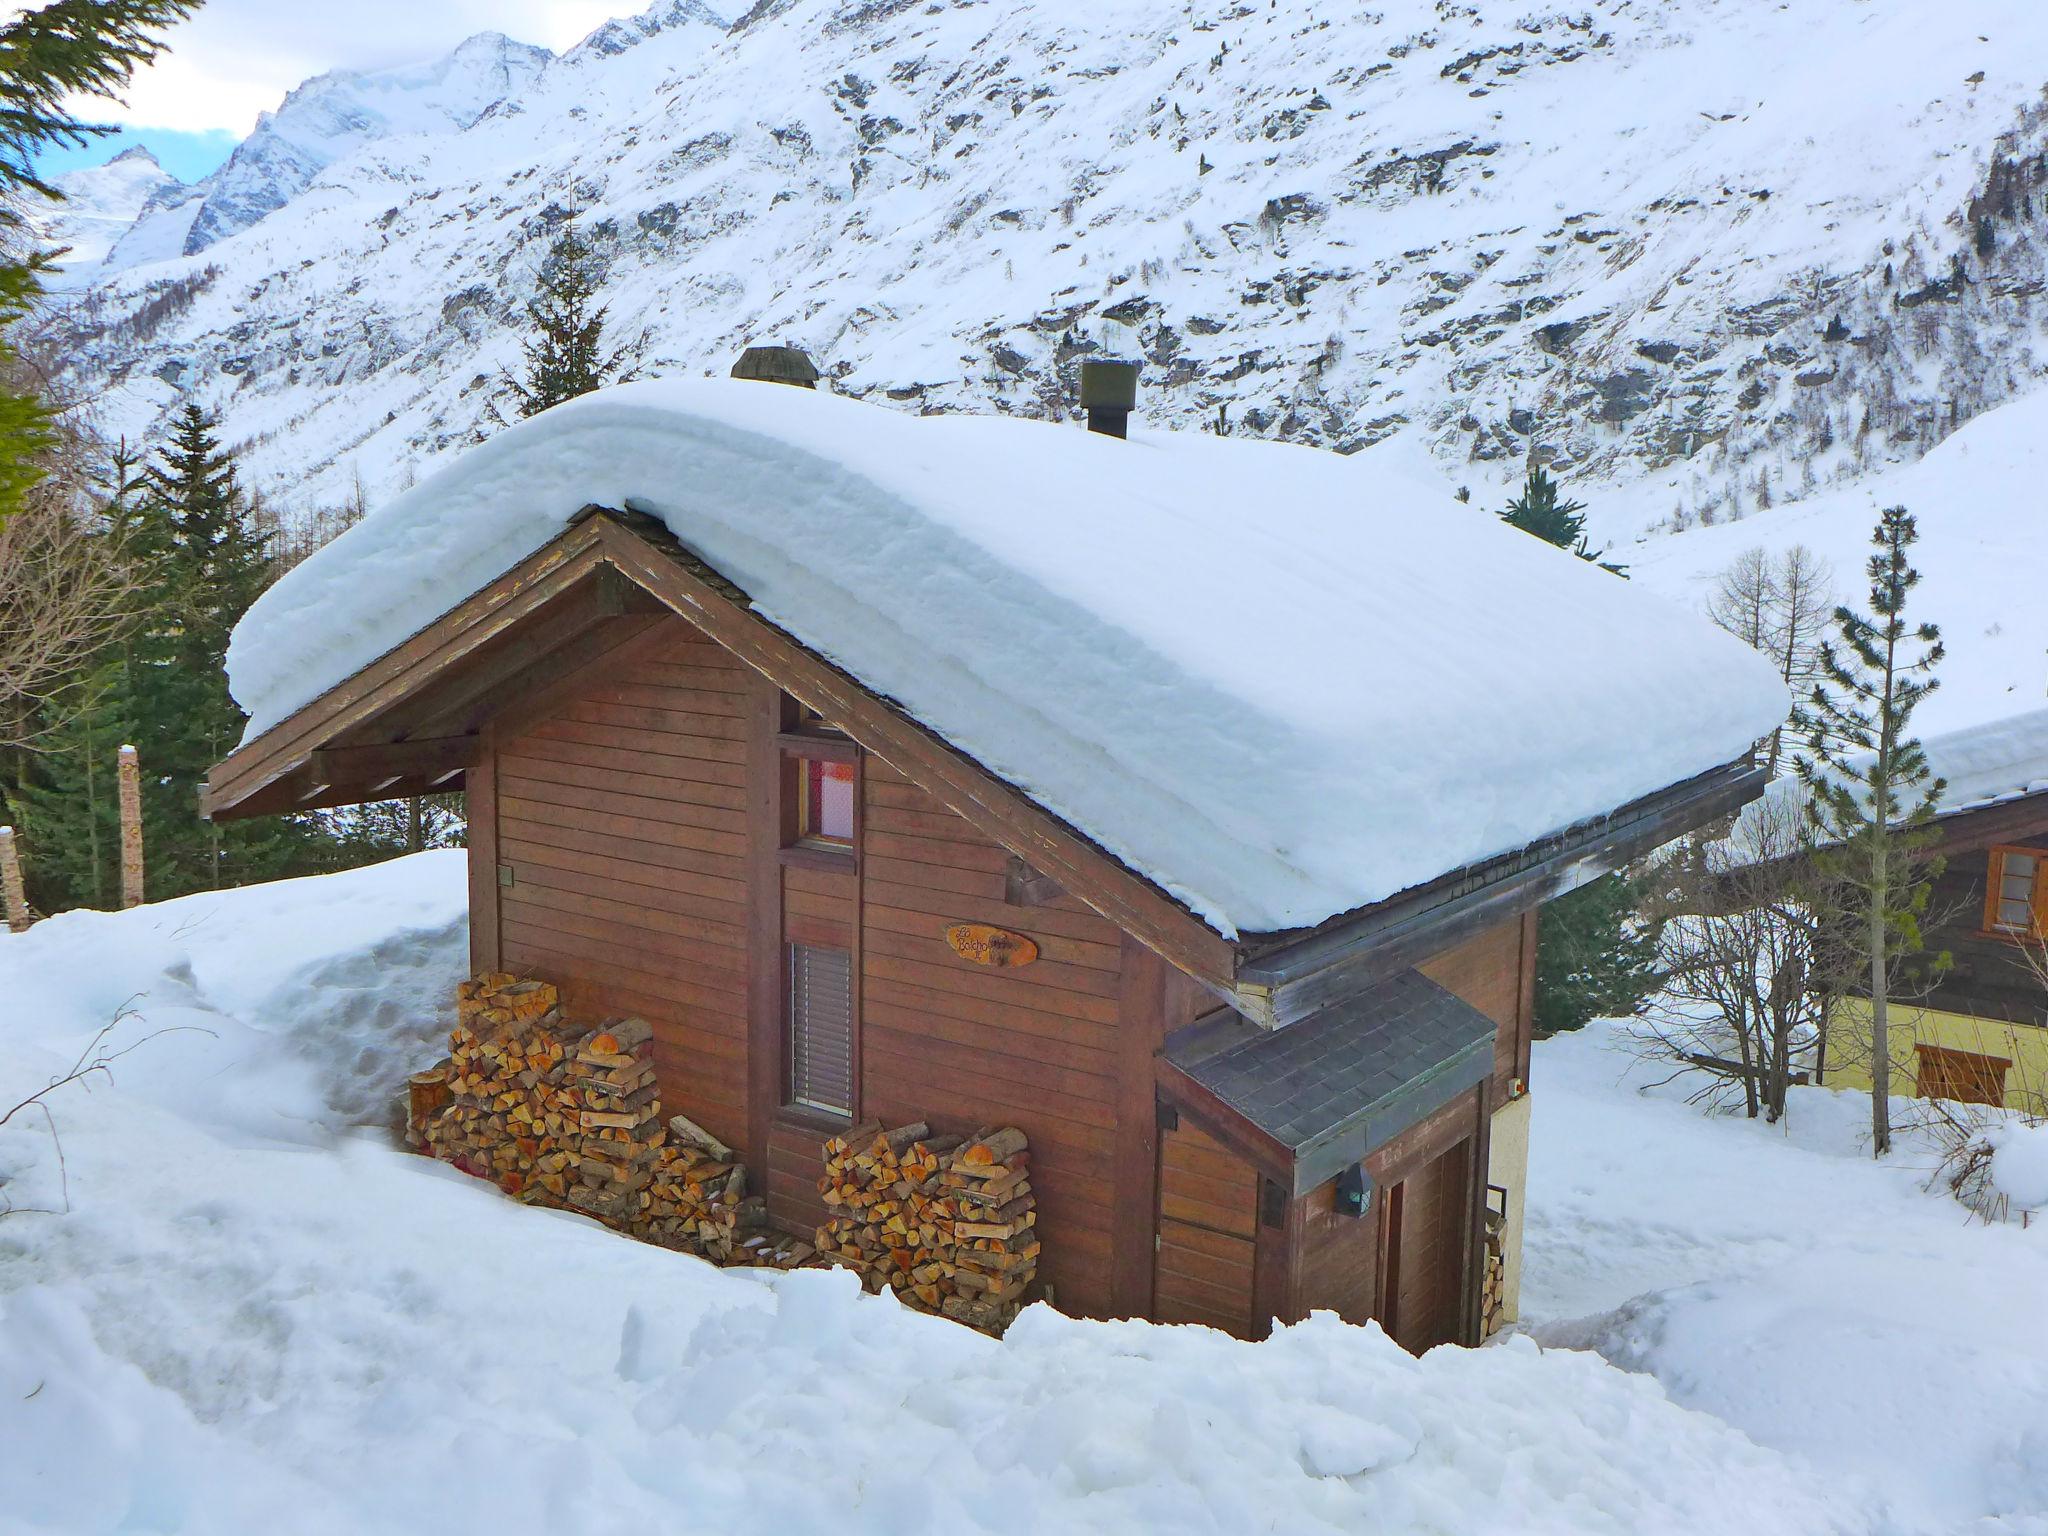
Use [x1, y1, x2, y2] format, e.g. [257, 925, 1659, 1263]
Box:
[499, 229, 640, 421]
[1706, 544, 1833, 777]
[1795, 505, 1947, 1157]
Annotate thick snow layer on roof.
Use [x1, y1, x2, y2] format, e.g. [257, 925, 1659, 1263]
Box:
[1727, 703, 2048, 866]
[227, 381, 1787, 936]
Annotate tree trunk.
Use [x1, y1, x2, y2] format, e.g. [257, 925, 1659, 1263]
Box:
[408, 795, 423, 853]
[1868, 835, 1891, 1157]
[118, 744, 144, 909]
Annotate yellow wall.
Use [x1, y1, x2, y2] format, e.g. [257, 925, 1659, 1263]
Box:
[1487, 1091, 1532, 1328]
[1823, 997, 2048, 1114]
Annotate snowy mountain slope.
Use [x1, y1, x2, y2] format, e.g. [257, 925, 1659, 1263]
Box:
[1619, 388, 2048, 741]
[45, 0, 2048, 531]
[28, 146, 182, 286]
[0, 857, 1886, 1534]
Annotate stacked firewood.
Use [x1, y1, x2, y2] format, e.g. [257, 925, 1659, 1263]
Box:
[814, 1121, 1038, 1333]
[1481, 1204, 1509, 1336]
[415, 976, 582, 1196]
[409, 974, 767, 1263]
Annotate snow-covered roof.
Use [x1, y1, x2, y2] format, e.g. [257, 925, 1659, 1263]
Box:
[227, 381, 1787, 938]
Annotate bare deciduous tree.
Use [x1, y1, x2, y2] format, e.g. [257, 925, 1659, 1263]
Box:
[0, 471, 136, 750]
[1707, 544, 1833, 777]
[1633, 797, 1844, 1121]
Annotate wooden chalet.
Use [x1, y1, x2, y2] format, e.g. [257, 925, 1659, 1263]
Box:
[1807, 708, 2048, 1113]
[205, 355, 1780, 1349]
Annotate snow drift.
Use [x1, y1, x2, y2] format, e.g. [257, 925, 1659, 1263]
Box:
[224, 381, 1787, 937]
[0, 856, 1878, 1535]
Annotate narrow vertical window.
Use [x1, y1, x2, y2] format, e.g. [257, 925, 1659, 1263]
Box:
[787, 942, 853, 1116]
[797, 758, 855, 848]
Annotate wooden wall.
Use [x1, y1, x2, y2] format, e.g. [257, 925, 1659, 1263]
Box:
[1153, 1118, 1259, 1333]
[1418, 912, 1535, 1103]
[479, 618, 755, 1155]
[855, 755, 1133, 1317]
[1915, 848, 2044, 1026]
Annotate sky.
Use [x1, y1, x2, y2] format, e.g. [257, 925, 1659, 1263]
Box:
[25, 0, 632, 181]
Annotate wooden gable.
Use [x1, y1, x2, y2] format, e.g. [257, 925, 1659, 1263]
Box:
[207, 509, 1238, 992]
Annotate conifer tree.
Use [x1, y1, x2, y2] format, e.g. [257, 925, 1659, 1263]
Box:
[0, 1, 200, 527]
[1531, 871, 1666, 1036]
[1795, 505, 1947, 1157]
[499, 230, 639, 420]
[1499, 463, 1626, 575]
[1505, 461, 1654, 1030]
[90, 404, 308, 896]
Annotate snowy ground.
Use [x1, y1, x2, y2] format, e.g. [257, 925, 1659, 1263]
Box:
[0, 855, 2037, 1534]
[1525, 1024, 2048, 1534]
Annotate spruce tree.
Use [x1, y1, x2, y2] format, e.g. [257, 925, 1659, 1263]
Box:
[1499, 464, 1626, 575]
[1796, 505, 1946, 1157]
[1531, 872, 1666, 1036]
[1506, 461, 1652, 1029]
[123, 405, 309, 895]
[500, 230, 639, 420]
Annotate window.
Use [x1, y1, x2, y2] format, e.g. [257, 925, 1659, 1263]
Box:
[797, 757, 856, 847]
[1915, 1043, 2009, 1108]
[787, 942, 853, 1116]
[1983, 846, 2048, 938]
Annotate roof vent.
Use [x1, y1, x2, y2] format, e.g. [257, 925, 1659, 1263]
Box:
[731, 345, 820, 389]
[1079, 358, 1139, 439]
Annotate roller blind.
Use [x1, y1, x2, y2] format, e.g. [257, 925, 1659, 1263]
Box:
[788, 942, 853, 1116]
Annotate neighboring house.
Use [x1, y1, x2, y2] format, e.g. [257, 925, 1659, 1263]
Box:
[204, 356, 1783, 1349]
[1812, 708, 2048, 1114]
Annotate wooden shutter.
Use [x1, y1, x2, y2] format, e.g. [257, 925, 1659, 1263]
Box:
[1914, 1043, 2009, 1108]
[788, 942, 854, 1116]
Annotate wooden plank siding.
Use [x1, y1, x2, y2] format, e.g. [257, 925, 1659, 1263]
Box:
[492, 618, 755, 1158]
[1153, 1118, 1259, 1334]
[854, 755, 1135, 1318]
[1419, 914, 1535, 1103]
[1907, 847, 2048, 1027]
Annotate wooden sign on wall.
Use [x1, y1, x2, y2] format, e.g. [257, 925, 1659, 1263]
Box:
[944, 922, 1039, 968]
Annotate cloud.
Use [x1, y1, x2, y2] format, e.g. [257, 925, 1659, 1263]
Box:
[61, 0, 630, 135]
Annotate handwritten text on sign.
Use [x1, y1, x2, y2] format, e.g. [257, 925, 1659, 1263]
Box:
[943, 923, 1040, 968]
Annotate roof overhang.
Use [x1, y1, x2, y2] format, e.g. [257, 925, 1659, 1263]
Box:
[1229, 757, 1767, 1029]
[206, 509, 1240, 991]
[1161, 969, 1497, 1195]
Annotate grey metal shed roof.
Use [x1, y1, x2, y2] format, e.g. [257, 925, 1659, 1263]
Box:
[1163, 968, 1495, 1194]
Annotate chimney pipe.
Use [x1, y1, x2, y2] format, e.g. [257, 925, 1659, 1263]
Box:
[731, 345, 821, 389]
[1079, 358, 1139, 439]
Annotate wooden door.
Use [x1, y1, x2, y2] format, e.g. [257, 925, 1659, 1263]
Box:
[1152, 1117, 1259, 1336]
[1375, 1133, 1474, 1354]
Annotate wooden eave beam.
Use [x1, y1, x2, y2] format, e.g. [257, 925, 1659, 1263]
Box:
[584, 512, 1240, 991]
[1232, 759, 1768, 1028]
[310, 734, 477, 788]
[204, 523, 613, 819]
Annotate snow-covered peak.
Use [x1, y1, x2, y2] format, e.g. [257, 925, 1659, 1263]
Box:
[30, 144, 183, 282]
[162, 30, 554, 260]
[570, 0, 730, 61]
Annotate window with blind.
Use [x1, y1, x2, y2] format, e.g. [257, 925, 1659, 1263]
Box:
[1983, 846, 2048, 939]
[787, 942, 854, 1116]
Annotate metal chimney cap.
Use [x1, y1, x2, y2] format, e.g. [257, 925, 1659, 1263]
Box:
[731, 345, 821, 387]
[1079, 357, 1139, 411]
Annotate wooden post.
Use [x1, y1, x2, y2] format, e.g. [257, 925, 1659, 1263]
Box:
[0, 826, 28, 933]
[118, 743, 144, 908]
